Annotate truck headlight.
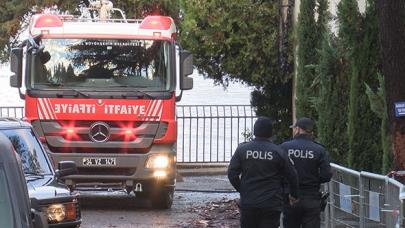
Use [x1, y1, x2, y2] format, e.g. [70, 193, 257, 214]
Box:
[153, 170, 167, 178]
[145, 155, 170, 169]
[47, 204, 66, 223]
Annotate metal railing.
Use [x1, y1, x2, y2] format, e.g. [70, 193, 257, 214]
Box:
[176, 105, 256, 163]
[325, 163, 405, 228]
[0, 105, 256, 163]
[0, 106, 24, 118]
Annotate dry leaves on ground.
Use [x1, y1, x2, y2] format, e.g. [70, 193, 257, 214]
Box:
[182, 198, 240, 228]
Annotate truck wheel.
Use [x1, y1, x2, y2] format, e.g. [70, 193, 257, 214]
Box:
[151, 189, 174, 209]
[135, 191, 148, 199]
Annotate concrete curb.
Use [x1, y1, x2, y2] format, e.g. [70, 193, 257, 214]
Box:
[178, 168, 228, 176]
[176, 165, 228, 177]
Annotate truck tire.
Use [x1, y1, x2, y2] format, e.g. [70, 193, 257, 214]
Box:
[151, 189, 174, 209]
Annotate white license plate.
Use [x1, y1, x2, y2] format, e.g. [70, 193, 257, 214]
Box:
[82, 157, 116, 166]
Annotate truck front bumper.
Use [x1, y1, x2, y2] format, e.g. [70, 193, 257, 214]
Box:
[47, 149, 176, 191]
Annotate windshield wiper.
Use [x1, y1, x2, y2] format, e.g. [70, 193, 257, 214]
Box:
[25, 172, 45, 180]
[56, 89, 90, 98]
[35, 82, 89, 97]
[111, 86, 155, 99]
[34, 83, 90, 98]
[35, 82, 63, 87]
[122, 91, 155, 99]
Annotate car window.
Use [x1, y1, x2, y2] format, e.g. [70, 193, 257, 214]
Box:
[0, 166, 14, 228]
[2, 129, 52, 174]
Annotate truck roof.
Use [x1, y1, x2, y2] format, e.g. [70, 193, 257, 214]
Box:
[30, 14, 176, 40]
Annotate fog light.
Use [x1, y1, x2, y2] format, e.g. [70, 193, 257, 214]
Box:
[47, 204, 66, 223]
[154, 170, 167, 178]
[65, 202, 77, 221]
[146, 155, 170, 169]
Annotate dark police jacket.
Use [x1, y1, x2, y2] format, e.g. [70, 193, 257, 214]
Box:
[228, 137, 299, 210]
[280, 134, 333, 197]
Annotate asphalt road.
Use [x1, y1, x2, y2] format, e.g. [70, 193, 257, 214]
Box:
[79, 175, 238, 228]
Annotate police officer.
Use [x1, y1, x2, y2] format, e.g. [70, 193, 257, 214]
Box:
[228, 116, 299, 228]
[281, 117, 333, 228]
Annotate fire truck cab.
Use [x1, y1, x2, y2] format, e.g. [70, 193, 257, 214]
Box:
[9, 1, 193, 209]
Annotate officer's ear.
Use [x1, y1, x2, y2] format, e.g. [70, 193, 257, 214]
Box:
[298, 127, 307, 135]
[292, 127, 298, 136]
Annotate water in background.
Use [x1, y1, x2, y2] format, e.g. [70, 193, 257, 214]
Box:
[0, 64, 24, 106]
[0, 64, 252, 106]
[178, 71, 253, 105]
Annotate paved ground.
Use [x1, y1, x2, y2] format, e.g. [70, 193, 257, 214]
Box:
[79, 175, 239, 228]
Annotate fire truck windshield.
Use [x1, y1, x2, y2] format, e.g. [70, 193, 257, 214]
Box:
[29, 38, 173, 91]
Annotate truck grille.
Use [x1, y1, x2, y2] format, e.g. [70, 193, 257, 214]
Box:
[38, 120, 168, 152]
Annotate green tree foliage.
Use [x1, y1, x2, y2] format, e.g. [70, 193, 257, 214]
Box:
[180, 1, 281, 84]
[314, 34, 349, 166]
[316, 0, 329, 34]
[0, 0, 179, 62]
[365, 74, 391, 173]
[337, 0, 381, 171]
[337, 0, 361, 168]
[180, 0, 294, 142]
[295, 0, 324, 119]
[305, 0, 388, 172]
[0, 0, 32, 62]
[251, 81, 292, 143]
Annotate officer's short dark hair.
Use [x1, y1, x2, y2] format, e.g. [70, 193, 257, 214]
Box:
[254, 116, 273, 138]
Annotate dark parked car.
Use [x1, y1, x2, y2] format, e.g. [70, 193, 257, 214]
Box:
[0, 133, 48, 228]
[0, 118, 81, 227]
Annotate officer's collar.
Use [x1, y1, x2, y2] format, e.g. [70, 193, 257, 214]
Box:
[294, 134, 313, 140]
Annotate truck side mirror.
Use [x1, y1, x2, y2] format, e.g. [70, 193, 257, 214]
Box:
[56, 161, 78, 178]
[180, 50, 193, 90]
[10, 48, 23, 88]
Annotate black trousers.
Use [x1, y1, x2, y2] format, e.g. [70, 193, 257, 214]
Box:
[283, 197, 321, 228]
[240, 207, 281, 228]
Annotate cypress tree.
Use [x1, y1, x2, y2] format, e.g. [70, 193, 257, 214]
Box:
[316, 0, 329, 43]
[337, 0, 360, 168]
[314, 33, 349, 166]
[338, 0, 381, 171]
[295, 0, 318, 119]
[365, 74, 391, 173]
[311, 0, 349, 165]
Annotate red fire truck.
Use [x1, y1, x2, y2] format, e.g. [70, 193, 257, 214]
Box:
[9, 1, 193, 209]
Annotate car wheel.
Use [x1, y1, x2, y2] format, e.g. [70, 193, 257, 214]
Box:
[151, 189, 174, 209]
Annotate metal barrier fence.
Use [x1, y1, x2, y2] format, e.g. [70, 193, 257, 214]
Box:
[0, 105, 256, 163]
[325, 163, 405, 228]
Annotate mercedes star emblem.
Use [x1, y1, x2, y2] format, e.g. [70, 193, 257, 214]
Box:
[89, 122, 110, 143]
